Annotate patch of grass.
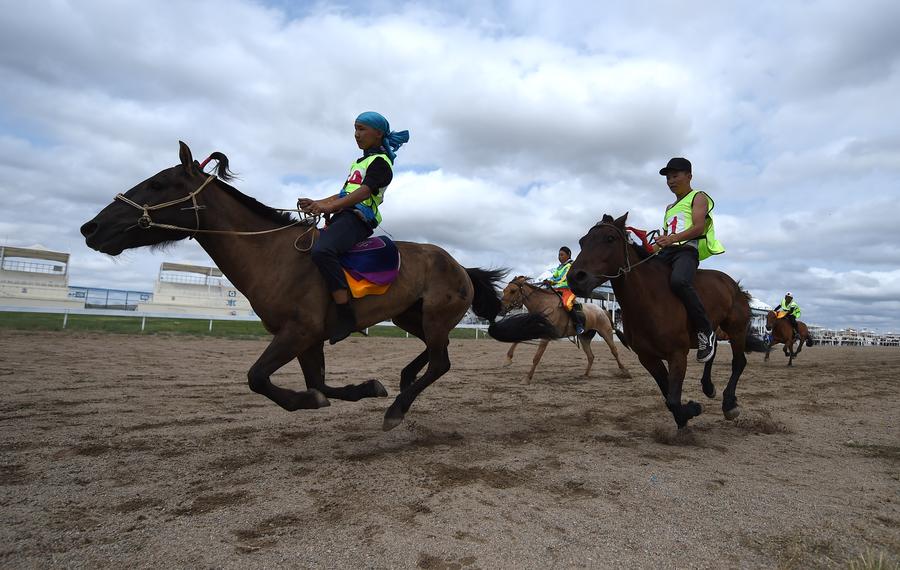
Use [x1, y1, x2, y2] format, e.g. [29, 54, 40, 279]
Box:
[0, 312, 485, 339]
[848, 549, 900, 570]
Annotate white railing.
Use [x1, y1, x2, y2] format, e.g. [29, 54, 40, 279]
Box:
[0, 305, 490, 337]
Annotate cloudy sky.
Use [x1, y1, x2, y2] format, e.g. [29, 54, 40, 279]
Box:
[1, 0, 898, 330]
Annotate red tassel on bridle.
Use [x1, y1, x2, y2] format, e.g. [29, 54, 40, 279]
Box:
[198, 155, 213, 170]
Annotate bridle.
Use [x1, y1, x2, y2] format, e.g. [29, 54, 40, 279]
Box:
[113, 173, 319, 247]
[503, 279, 560, 312]
[587, 222, 659, 280]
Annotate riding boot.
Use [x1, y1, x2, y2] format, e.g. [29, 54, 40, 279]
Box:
[329, 303, 357, 345]
[571, 302, 586, 335]
[696, 329, 717, 363]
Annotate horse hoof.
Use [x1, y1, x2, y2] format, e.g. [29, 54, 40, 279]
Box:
[619, 369, 632, 379]
[369, 379, 388, 397]
[311, 390, 330, 408]
[724, 406, 741, 420]
[382, 402, 405, 431]
[687, 401, 702, 417]
[382, 415, 403, 431]
[502, 359, 512, 367]
[522, 376, 533, 385]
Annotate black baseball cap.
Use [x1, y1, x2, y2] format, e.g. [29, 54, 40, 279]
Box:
[659, 157, 692, 175]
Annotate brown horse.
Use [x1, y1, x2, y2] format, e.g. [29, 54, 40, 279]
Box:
[499, 277, 630, 383]
[561, 213, 767, 428]
[80, 142, 505, 431]
[765, 310, 813, 366]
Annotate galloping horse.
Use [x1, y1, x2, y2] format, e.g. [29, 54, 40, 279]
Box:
[563, 214, 767, 428]
[765, 310, 813, 366]
[80, 142, 505, 431]
[499, 277, 630, 383]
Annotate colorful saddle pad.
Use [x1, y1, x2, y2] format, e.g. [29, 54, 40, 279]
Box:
[339, 236, 400, 298]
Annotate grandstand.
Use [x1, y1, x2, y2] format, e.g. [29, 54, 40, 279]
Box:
[0, 246, 83, 309]
[135, 262, 255, 317]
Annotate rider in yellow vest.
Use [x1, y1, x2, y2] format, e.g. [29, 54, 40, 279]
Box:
[299, 112, 409, 344]
[542, 246, 586, 334]
[773, 292, 801, 339]
[654, 157, 725, 363]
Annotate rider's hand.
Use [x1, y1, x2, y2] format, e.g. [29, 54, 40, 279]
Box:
[302, 200, 331, 215]
[542, 279, 551, 286]
[655, 235, 676, 248]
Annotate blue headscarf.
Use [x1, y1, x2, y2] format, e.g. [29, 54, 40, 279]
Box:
[355, 111, 409, 162]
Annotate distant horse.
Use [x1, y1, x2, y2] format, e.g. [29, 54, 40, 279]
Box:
[493, 214, 768, 428]
[765, 310, 813, 366]
[81, 142, 505, 431]
[499, 277, 630, 383]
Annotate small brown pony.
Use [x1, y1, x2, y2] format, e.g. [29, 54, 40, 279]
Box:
[765, 310, 813, 366]
[80, 142, 505, 431]
[499, 277, 630, 383]
[563, 214, 768, 428]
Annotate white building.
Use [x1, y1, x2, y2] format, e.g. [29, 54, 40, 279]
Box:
[136, 262, 255, 317]
[0, 245, 83, 309]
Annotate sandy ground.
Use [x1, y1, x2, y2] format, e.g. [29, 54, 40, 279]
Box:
[1, 330, 898, 569]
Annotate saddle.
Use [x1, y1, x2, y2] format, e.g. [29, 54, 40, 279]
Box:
[339, 236, 401, 298]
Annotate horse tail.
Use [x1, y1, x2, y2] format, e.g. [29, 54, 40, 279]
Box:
[464, 267, 507, 323]
[744, 323, 769, 353]
[488, 313, 558, 343]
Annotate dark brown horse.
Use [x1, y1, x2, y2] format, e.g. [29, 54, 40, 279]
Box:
[562, 213, 767, 428]
[765, 310, 813, 366]
[80, 142, 505, 431]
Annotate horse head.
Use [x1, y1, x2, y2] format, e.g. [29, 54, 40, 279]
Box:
[569, 212, 630, 297]
[80, 142, 219, 255]
[765, 310, 777, 333]
[499, 276, 530, 315]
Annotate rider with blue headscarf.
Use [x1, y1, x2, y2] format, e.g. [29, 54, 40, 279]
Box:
[299, 112, 409, 344]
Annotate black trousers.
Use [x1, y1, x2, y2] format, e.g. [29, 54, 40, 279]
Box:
[658, 246, 712, 334]
[311, 211, 373, 293]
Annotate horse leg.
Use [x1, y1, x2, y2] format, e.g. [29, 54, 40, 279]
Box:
[297, 344, 387, 402]
[578, 334, 595, 377]
[700, 350, 716, 399]
[722, 342, 747, 419]
[400, 350, 429, 392]
[247, 330, 330, 411]
[664, 353, 702, 429]
[599, 328, 630, 378]
[637, 353, 669, 398]
[383, 340, 451, 431]
[525, 339, 551, 384]
[764, 344, 771, 362]
[503, 342, 519, 367]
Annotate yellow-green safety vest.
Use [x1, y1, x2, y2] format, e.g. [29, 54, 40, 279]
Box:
[663, 189, 725, 261]
[778, 298, 801, 318]
[340, 153, 393, 226]
[549, 260, 573, 289]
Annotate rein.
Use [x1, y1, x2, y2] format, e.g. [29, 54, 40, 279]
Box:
[114, 174, 320, 242]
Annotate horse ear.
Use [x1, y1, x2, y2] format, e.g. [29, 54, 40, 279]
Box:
[601, 214, 614, 223]
[178, 141, 196, 174]
[614, 212, 629, 227]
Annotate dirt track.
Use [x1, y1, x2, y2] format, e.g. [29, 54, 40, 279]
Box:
[1, 331, 898, 569]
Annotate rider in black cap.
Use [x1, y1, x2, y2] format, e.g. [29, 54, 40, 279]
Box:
[654, 157, 725, 363]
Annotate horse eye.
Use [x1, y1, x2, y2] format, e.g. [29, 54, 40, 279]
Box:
[606, 235, 615, 243]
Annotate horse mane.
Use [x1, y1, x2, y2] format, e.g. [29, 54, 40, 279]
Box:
[204, 152, 299, 225]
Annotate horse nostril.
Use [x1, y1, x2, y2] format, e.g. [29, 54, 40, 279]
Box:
[80, 221, 97, 238]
